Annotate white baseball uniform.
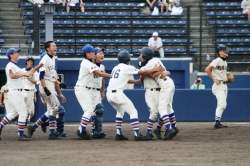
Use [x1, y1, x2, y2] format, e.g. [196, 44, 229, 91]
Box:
[39, 54, 60, 116]
[21, 69, 39, 118]
[5, 62, 27, 123]
[106, 63, 139, 119]
[209, 57, 228, 120]
[0, 85, 10, 115]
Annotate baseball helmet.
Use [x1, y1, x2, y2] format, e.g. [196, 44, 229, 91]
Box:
[137, 56, 147, 68]
[25, 56, 34, 65]
[139, 47, 154, 60]
[118, 50, 132, 63]
[217, 44, 229, 54]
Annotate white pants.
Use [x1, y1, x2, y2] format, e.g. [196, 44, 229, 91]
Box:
[22, 90, 35, 117]
[145, 90, 159, 121]
[212, 83, 228, 116]
[156, 48, 164, 58]
[39, 80, 60, 116]
[3, 98, 10, 115]
[75, 86, 95, 119]
[6, 90, 27, 122]
[106, 90, 138, 119]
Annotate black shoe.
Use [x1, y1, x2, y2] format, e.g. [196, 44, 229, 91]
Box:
[41, 121, 48, 133]
[76, 130, 92, 140]
[214, 122, 228, 129]
[17, 134, 32, 141]
[27, 125, 36, 137]
[48, 132, 62, 140]
[92, 132, 106, 139]
[144, 133, 155, 140]
[115, 134, 128, 140]
[163, 128, 175, 140]
[134, 134, 147, 141]
[58, 132, 67, 137]
[170, 127, 180, 138]
[153, 129, 162, 139]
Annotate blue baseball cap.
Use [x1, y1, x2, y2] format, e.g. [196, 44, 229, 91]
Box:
[82, 44, 96, 54]
[94, 47, 104, 53]
[6, 48, 20, 58]
[218, 44, 229, 54]
[40, 52, 47, 59]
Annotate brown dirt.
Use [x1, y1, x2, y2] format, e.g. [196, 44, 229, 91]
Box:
[0, 122, 250, 166]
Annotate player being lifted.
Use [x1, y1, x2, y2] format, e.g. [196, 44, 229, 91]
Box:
[106, 50, 162, 141]
[75, 44, 111, 140]
[0, 48, 42, 141]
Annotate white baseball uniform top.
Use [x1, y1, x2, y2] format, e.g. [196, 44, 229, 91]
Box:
[5, 61, 25, 90]
[39, 54, 57, 82]
[76, 59, 98, 87]
[0, 85, 8, 100]
[107, 63, 139, 90]
[144, 58, 166, 82]
[209, 57, 228, 81]
[140, 66, 160, 89]
[148, 37, 163, 49]
[21, 68, 39, 90]
[92, 64, 105, 89]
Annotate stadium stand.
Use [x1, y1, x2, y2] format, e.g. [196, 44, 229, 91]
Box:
[0, 20, 5, 54]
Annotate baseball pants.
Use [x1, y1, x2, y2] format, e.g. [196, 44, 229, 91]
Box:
[145, 90, 159, 121]
[3, 98, 10, 115]
[107, 90, 138, 119]
[212, 83, 228, 118]
[22, 90, 35, 117]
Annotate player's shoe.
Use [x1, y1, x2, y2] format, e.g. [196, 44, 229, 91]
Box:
[153, 129, 162, 139]
[144, 133, 155, 140]
[170, 127, 180, 139]
[163, 128, 175, 140]
[115, 134, 128, 140]
[58, 132, 67, 137]
[27, 125, 36, 137]
[17, 134, 32, 141]
[134, 134, 147, 141]
[92, 132, 106, 139]
[41, 121, 49, 133]
[214, 122, 228, 129]
[48, 132, 62, 140]
[76, 130, 92, 140]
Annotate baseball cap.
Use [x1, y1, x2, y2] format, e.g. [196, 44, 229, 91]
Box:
[40, 52, 47, 59]
[94, 47, 104, 53]
[82, 44, 96, 54]
[152, 32, 158, 36]
[218, 44, 229, 54]
[6, 48, 20, 58]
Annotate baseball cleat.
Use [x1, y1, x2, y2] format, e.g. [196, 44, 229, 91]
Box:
[144, 133, 156, 140]
[27, 125, 36, 137]
[76, 130, 92, 140]
[170, 127, 180, 139]
[92, 132, 106, 139]
[48, 132, 62, 140]
[17, 134, 32, 141]
[163, 128, 175, 140]
[134, 134, 147, 141]
[153, 129, 162, 139]
[214, 122, 228, 129]
[115, 134, 128, 140]
[58, 132, 67, 137]
[41, 121, 49, 133]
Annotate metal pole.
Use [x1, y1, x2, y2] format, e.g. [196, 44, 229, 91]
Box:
[33, 5, 40, 54]
[74, 6, 77, 56]
[214, 6, 217, 58]
[130, 6, 132, 54]
[199, 5, 202, 71]
[186, 6, 190, 56]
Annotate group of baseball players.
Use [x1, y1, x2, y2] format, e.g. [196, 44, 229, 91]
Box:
[0, 40, 230, 141]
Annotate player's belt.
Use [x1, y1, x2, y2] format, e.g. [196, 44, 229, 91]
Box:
[220, 81, 227, 84]
[4, 90, 8, 93]
[11, 89, 22, 91]
[163, 78, 167, 81]
[150, 88, 161, 91]
[24, 89, 35, 91]
[85, 86, 101, 91]
[111, 90, 117, 93]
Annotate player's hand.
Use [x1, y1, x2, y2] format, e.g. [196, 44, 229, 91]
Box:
[44, 87, 51, 96]
[34, 96, 37, 103]
[160, 71, 169, 79]
[36, 63, 44, 69]
[101, 91, 105, 100]
[60, 94, 66, 103]
[139, 75, 144, 82]
[214, 79, 220, 85]
[153, 65, 163, 72]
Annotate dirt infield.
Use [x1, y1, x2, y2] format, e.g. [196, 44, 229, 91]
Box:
[0, 122, 250, 166]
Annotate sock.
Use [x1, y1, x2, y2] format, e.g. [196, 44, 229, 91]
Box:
[130, 118, 140, 137]
[215, 116, 221, 123]
[162, 114, 171, 130]
[156, 118, 164, 130]
[49, 116, 56, 134]
[169, 113, 177, 128]
[18, 121, 25, 136]
[0, 116, 10, 130]
[116, 117, 123, 135]
[33, 114, 48, 129]
[79, 116, 89, 133]
[146, 119, 154, 135]
[91, 116, 95, 135]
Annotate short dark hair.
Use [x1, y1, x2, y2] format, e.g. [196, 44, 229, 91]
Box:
[44, 41, 54, 52]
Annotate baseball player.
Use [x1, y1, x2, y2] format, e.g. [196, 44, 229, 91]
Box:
[205, 44, 230, 129]
[28, 41, 66, 140]
[139, 47, 179, 140]
[75, 44, 111, 140]
[0, 48, 42, 141]
[106, 50, 162, 141]
[0, 84, 10, 116]
[90, 47, 107, 139]
[21, 56, 39, 124]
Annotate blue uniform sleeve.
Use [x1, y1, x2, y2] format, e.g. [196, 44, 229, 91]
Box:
[39, 71, 45, 80]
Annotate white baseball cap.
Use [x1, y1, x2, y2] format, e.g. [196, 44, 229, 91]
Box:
[152, 32, 158, 36]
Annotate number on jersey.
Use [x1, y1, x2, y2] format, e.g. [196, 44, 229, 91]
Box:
[111, 69, 121, 78]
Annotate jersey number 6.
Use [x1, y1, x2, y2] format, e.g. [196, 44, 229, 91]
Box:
[111, 69, 121, 78]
